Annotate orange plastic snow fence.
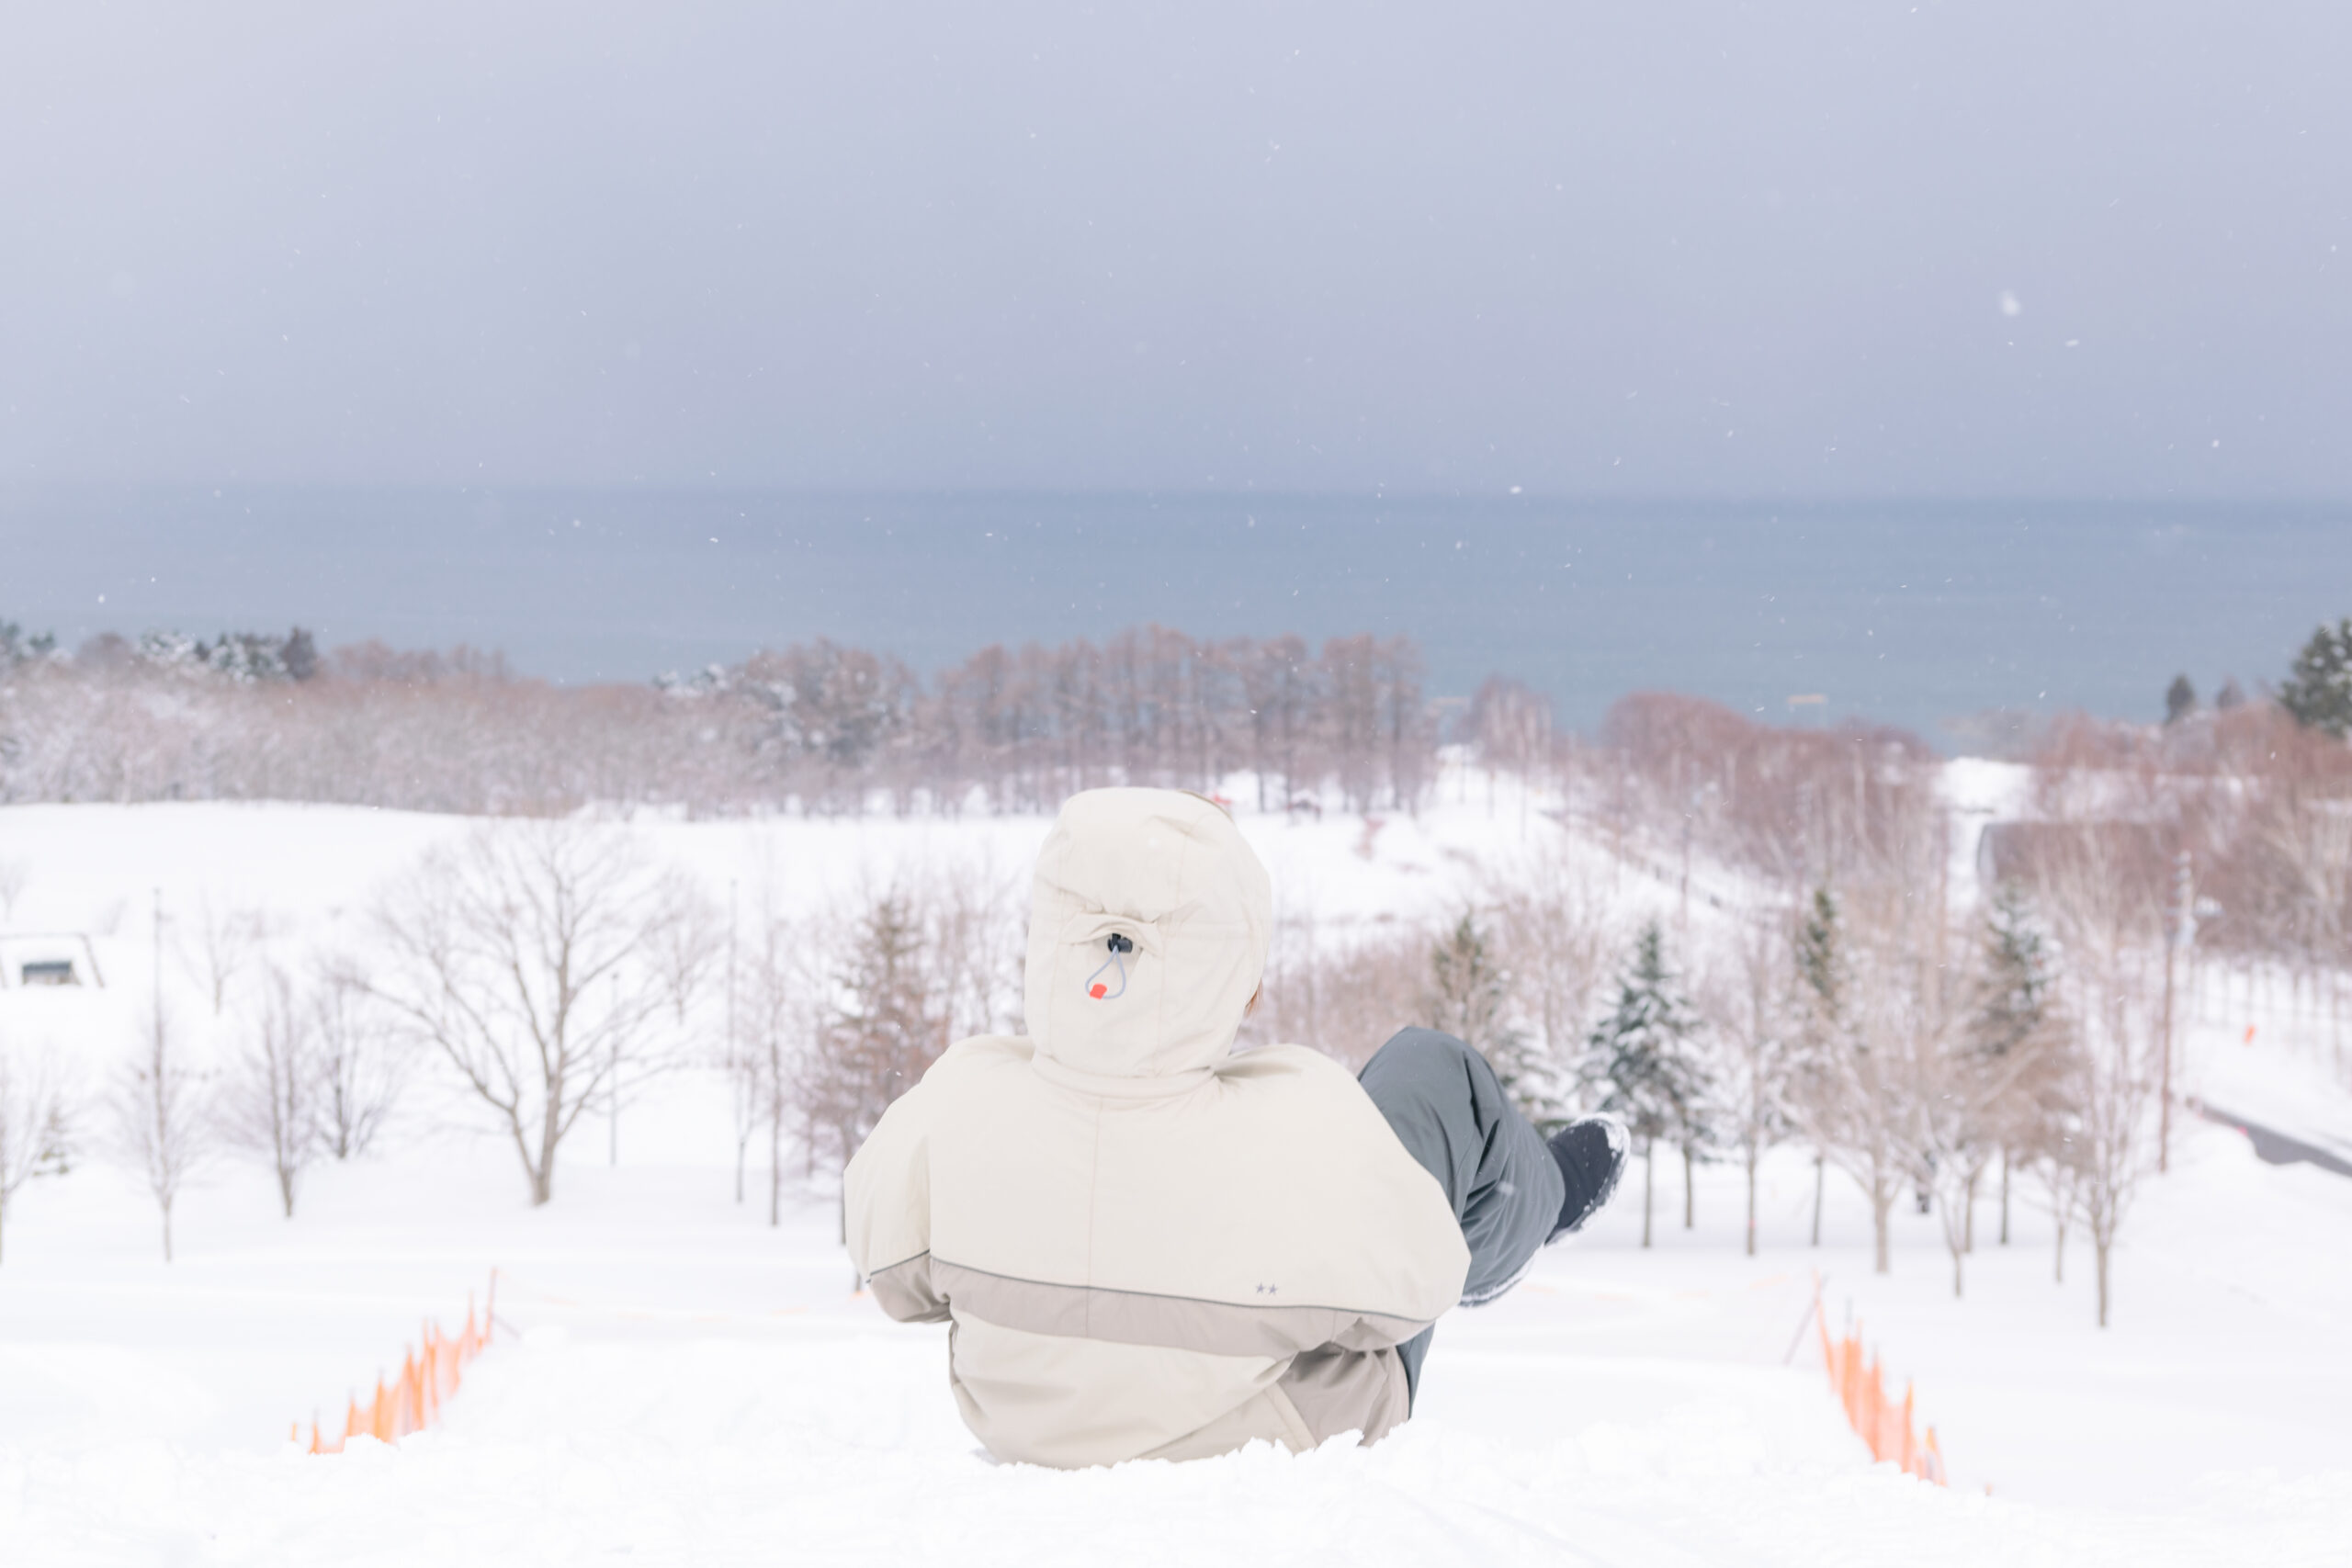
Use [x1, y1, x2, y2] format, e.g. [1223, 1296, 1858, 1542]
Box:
[1816, 1304, 1947, 1485]
[293, 1271, 499, 1454]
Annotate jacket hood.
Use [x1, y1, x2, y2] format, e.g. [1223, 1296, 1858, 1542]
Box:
[1024, 788, 1272, 1080]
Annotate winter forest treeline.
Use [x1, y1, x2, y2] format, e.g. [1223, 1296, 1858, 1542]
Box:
[6, 614, 2352, 1333]
[0, 620, 1436, 816]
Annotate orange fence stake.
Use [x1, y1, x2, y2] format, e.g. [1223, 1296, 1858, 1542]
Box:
[300, 1273, 499, 1455]
[1810, 1275, 1946, 1486]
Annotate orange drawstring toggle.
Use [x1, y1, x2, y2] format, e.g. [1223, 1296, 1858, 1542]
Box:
[1084, 934, 1135, 1000]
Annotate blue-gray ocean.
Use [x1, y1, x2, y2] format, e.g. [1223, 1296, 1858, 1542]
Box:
[8, 488, 2345, 746]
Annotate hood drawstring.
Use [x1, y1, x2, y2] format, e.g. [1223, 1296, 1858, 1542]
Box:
[1085, 934, 1135, 1000]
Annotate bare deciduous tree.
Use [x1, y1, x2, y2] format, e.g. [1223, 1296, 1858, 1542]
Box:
[179, 893, 267, 1015]
[1240, 904, 1427, 1068]
[222, 966, 317, 1217]
[720, 997, 768, 1209]
[1700, 910, 1797, 1258]
[2017, 804, 2165, 1326]
[1794, 883, 1940, 1277]
[311, 960, 404, 1160]
[368, 822, 696, 1206]
[1485, 851, 1614, 1084]
[2041, 1141, 2082, 1285]
[715, 881, 758, 1206]
[1777, 760, 1957, 1277]
[735, 878, 804, 1224]
[0, 1040, 74, 1264]
[923, 856, 1025, 1043]
[111, 1000, 211, 1261]
[1917, 988, 2035, 1299]
[1465, 676, 1555, 825]
[650, 880, 726, 1026]
[2062, 980, 2152, 1328]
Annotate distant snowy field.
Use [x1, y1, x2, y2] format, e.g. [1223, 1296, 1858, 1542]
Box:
[4, 784, 2350, 1566]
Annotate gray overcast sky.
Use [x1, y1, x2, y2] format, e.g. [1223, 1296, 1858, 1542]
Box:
[3, 2, 2347, 500]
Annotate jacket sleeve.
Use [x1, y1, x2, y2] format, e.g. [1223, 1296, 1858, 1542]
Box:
[843, 1076, 948, 1324]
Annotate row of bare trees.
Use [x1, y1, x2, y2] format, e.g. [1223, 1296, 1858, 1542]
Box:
[1230, 691, 2295, 1329]
[0, 820, 1028, 1263]
[7, 945, 411, 1261]
[1593, 689, 2352, 1007]
[0, 624, 1434, 818]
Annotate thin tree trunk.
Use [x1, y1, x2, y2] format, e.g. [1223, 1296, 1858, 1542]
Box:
[768, 1109, 784, 1227]
[2095, 1239, 2110, 1326]
[277, 1166, 296, 1219]
[1810, 1152, 1825, 1247]
[1962, 1167, 1978, 1254]
[1999, 1151, 2011, 1246]
[1871, 1169, 1892, 1275]
[162, 1199, 175, 1264]
[1682, 1141, 1695, 1229]
[2054, 1213, 2067, 1283]
[1641, 1139, 1655, 1248]
[536, 1078, 564, 1207]
[1744, 1144, 1758, 1258]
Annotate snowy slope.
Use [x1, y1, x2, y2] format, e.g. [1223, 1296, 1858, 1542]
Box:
[3, 785, 2349, 1565]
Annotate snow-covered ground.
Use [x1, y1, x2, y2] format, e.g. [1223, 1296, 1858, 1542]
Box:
[4, 785, 2350, 1565]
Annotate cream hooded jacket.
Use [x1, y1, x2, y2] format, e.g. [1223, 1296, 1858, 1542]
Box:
[844, 788, 1471, 1469]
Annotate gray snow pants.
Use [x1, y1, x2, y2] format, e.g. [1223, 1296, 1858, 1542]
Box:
[1357, 1027, 1566, 1404]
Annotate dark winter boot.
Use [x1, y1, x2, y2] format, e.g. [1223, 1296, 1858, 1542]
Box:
[1546, 1115, 1628, 1242]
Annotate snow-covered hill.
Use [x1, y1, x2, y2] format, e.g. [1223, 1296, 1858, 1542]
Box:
[2, 785, 2348, 1565]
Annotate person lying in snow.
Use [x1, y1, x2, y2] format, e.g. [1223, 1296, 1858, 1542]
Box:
[845, 786, 1626, 1468]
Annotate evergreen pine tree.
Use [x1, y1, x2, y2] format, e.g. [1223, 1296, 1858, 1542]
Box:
[1795, 887, 1844, 1025]
[1425, 913, 1558, 1122]
[1973, 882, 2053, 1061]
[805, 892, 947, 1181]
[1577, 920, 1707, 1247]
[2163, 674, 2197, 725]
[1791, 886, 1847, 1247]
[1971, 881, 2063, 1248]
[2278, 617, 2352, 738]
